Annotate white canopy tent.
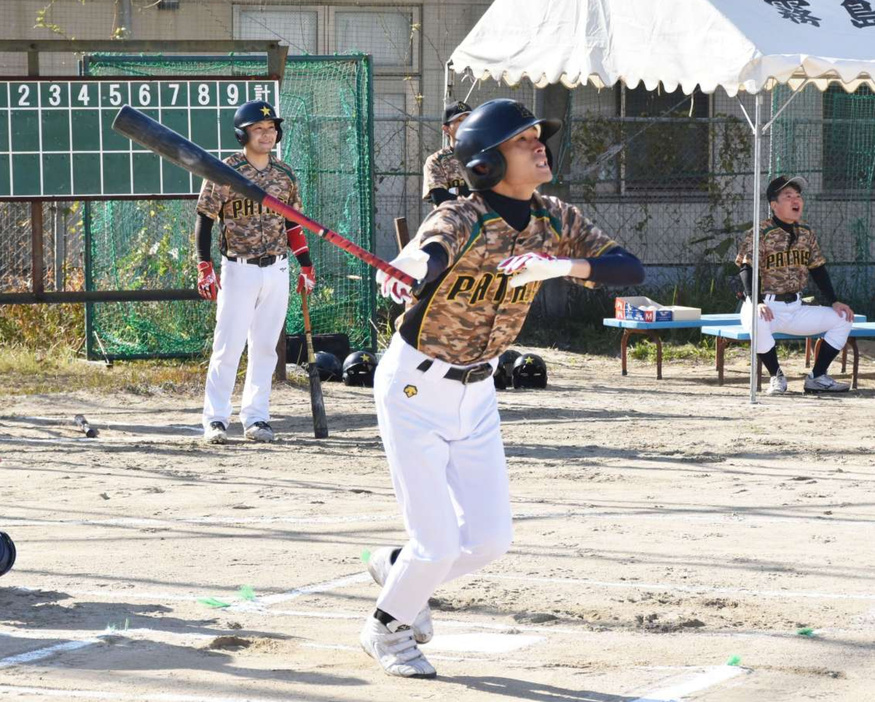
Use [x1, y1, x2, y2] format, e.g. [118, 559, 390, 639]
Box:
[449, 0, 875, 401]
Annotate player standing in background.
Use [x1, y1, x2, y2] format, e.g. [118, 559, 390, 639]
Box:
[360, 98, 645, 678]
[736, 175, 853, 395]
[195, 100, 317, 444]
[421, 101, 472, 206]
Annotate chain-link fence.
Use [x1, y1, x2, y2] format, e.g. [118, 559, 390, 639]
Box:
[3, 0, 875, 336]
[0, 200, 85, 294]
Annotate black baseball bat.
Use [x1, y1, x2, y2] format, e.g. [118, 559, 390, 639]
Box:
[73, 414, 98, 438]
[299, 292, 329, 439]
[111, 106, 414, 286]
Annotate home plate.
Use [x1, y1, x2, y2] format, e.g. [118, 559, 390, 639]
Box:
[424, 633, 543, 654]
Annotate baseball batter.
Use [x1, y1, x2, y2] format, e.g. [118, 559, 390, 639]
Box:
[196, 100, 316, 444]
[736, 175, 853, 395]
[421, 101, 472, 206]
[360, 99, 645, 678]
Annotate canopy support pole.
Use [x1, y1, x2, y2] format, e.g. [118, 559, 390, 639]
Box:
[749, 92, 764, 404]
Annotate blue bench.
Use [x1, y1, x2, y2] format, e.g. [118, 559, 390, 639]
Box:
[602, 314, 742, 379]
[702, 319, 874, 389]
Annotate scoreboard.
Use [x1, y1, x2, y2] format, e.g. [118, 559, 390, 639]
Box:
[0, 78, 279, 200]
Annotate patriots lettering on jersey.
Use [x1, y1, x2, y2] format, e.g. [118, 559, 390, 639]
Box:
[765, 249, 811, 270]
[228, 198, 265, 219]
[445, 272, 535, 305]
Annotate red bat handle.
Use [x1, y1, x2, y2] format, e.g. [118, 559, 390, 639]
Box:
[262, 195, 415, 287]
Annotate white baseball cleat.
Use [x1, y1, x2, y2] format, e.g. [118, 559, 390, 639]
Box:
[367, 547, 434, 644]
[766, 369, 787, 395]
[360, 616, 436, 679]
[804, 373, 850, 394]
[204, 421, 227, 444]
[244, 421, 275, 442]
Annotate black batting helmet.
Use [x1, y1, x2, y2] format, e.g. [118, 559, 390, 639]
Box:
[0, 531, 16, 577]
[234, 100, 284, 145]
[342, 350, 378, 387]
[512, 353, 548, 389]
[493, 349, 521, 390]
[453, 99, 561, 191]
[314, 351, 343, 382]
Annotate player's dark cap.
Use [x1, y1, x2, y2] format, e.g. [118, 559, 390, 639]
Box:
[234, 100, 284, 145]
[767, 175, 807, 201]
[443, 100, 472, 125]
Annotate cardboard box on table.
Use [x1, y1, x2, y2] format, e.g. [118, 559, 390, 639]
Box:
[614, 296, 701, 323]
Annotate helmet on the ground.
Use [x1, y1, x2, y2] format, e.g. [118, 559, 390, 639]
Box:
[512, 353, 548, 389]
[0, 531, 16, 577]
[342, 350, 378, 387]
[493, 349, 521, 390]
[453, 99, 561, 191]
[234, 100, 284, 145]
[314, 351, 342, 382]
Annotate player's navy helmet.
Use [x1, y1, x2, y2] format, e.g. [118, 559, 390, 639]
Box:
[0, 531, 16, 577]
[342, 350, 378, 387]
[314, 351, 343, 382]
[512, 353, 548, 389]
[234, 100, 284, 145]
[493, 349, 521, 390]
[453, 99, 561, 191]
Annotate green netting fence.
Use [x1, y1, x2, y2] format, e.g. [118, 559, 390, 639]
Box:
[83, 54, 374, 360]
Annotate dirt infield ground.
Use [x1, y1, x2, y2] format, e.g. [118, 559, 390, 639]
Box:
[2, 347, 874, 701]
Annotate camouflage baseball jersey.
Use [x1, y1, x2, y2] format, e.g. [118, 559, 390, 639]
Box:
[735, 218, 827, 295]
[397, 191, 618, 365]
[197, 153, 301, 259]
[422, 146, 469, 200]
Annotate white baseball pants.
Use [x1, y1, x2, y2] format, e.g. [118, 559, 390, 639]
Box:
[741, 295, 852, 354]
[202, 255, 289, 430]
[373, 334, 513, 624]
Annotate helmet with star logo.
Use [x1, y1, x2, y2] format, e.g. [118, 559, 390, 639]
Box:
[511, 353, 548, 389]
[342, 350, 378, 387]
[234, 100, 284, 145]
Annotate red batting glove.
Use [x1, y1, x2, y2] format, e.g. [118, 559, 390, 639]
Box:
[297, 266, 316, 294]
[196, 261, 220, 301]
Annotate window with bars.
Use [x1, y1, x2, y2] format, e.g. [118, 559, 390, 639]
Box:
[622, 86, 710, 192]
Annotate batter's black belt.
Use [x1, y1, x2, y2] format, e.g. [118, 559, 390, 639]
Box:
[765, 292, 800, 303]
[417, 359, 494, 385]
[225, 253, 287, 267]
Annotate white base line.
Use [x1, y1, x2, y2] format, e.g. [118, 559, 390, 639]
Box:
[631, 665, 746, 702]
[482, 573, 875, 602]
[234, 572, 372, 608]
[0, 685, 300, 702]
[0, 639, 103, 669]
[6, 514, 397, 528]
